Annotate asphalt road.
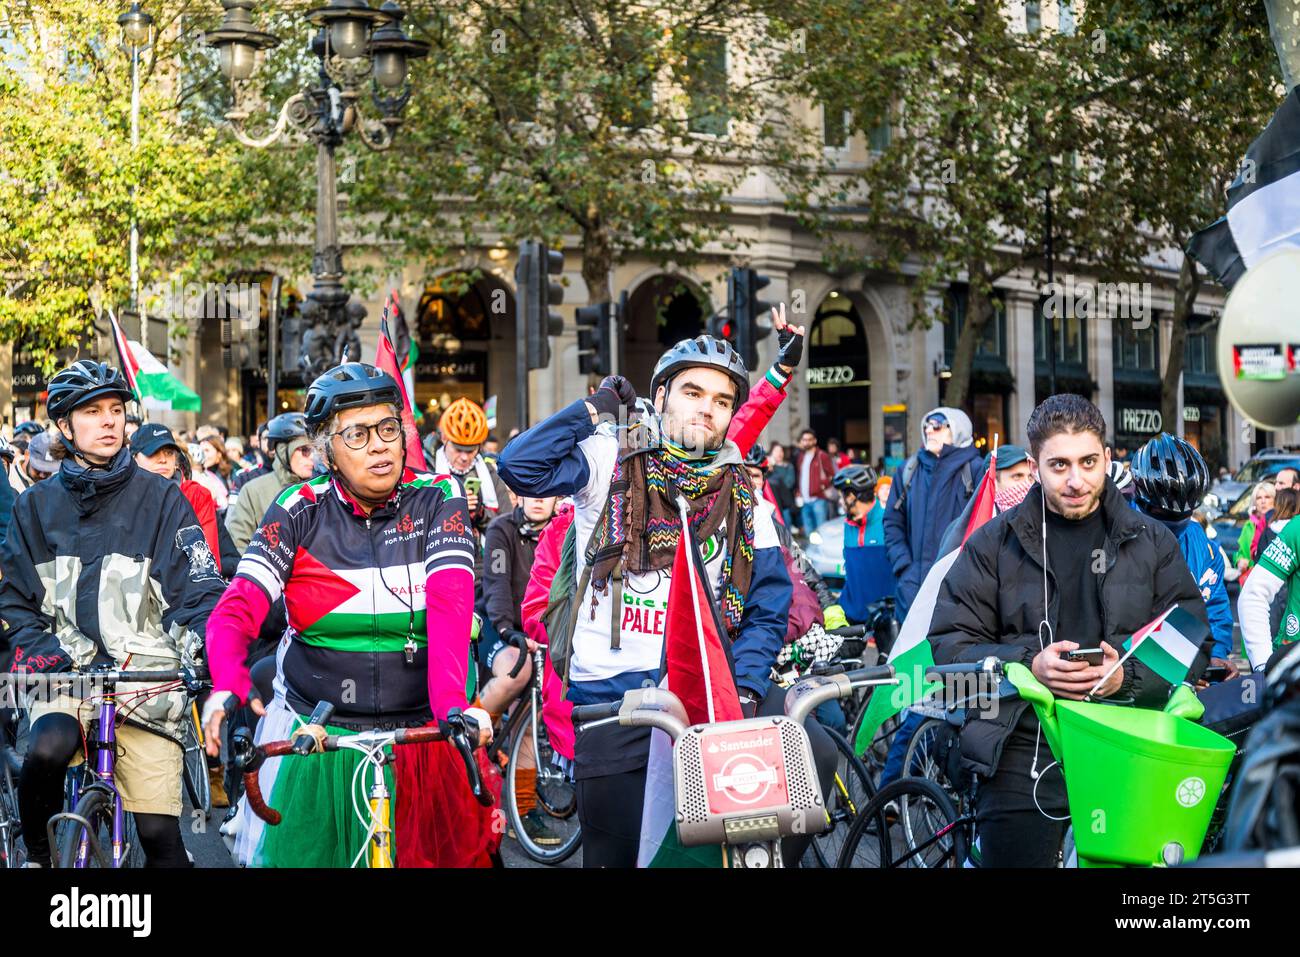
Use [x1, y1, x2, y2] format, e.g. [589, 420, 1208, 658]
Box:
[182, 790, 581, 868]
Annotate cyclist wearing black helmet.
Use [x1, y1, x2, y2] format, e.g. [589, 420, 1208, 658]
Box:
[497, 325, 844, 869]
[0, 360, 225, 867]
[225, 412, 317, 553]
[229, 421, 272, 502]
[203, 362, 500, 867]
[1130, 433, 1235, 670]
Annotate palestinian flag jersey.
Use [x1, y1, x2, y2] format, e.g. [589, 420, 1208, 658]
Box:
[233, 469, 477, 724]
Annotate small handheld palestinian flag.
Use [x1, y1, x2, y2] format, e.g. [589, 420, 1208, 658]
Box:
[1111, 605, 1212, 689]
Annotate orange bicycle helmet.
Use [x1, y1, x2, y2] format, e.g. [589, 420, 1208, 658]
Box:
[440, 397, 489, 446]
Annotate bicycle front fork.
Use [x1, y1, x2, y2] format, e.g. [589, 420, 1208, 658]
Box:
[368, 765, 394, 869]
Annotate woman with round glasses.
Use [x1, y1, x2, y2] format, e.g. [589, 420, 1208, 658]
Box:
[202, 362, 501, 867]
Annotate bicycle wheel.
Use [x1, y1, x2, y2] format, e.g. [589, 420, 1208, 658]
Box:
[0, 758, 24, 868]
[837, 777, 966, 869]
[806, 728, 874, 868]
[504, 701, 581, 865]
[852, 702, 900, 785]
[181, 702, 211, 819]
[56, 788, 145, 868]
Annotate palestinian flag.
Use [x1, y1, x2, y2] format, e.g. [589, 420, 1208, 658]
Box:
[387, 291, 419, 421]
[638, 504, 742, 868]
[376, 312, 428, 472]
[1188, 87, 1300, 289]
[108, 310, 201, 412]
[854, 445, 998, 756]
[1120, 606, 1212, 687]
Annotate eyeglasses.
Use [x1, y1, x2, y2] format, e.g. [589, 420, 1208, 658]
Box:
[446, 441, 479, 456]
[291, 444, 315, 457]
[923, 415, 950, 432]
[332, 416, 402, 450]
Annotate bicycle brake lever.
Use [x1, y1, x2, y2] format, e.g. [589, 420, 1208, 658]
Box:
[445, 709, 494, 807]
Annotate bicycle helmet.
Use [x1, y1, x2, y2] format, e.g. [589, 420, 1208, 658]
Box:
[14, 420, 44, 438]
[743, 442, 770, 471]
[0, 435, 13, 463]
[45, 360, 134, 420]
[832, 463, 878, 498]
[1107, 459, 1133, 491]
[650, 335, 750, 408]
[439, 397, 489, 447]
[1131, 432, 1209, 521]
[264, 411, 308, 449]
[303, 362, 402, 430]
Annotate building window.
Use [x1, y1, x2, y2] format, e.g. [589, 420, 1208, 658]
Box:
[1025, 1, 1042, 33]
[684, 34, 728, 136]
[1114, 322, 1159, 372]
[945, 285, 1006, 360]
[1034, 307, 1088, 369]
[867, 114, 891, 153]
[1185, 327, 1217, 376]
[611, 25, 655, 129]
[823, 102, 849, 149]
[1060, 0, 1077, 35]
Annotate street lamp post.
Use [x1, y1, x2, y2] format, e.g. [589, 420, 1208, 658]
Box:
[204, 0, 428, 381]
[119, 2, 154, 315]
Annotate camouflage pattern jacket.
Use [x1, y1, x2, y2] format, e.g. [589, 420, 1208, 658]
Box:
[0, 447, 225, 739]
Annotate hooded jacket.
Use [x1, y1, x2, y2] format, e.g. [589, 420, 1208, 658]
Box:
[883, 407, 985, 618]
[0, 448, 224, 738]
[929, 480, 1208, 776]
[225, 436, 311, 554]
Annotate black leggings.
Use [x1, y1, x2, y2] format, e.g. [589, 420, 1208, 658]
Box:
[974, 724, 1069, 868]
[20, 713, 191, 867]
[575, 684, 838, 868]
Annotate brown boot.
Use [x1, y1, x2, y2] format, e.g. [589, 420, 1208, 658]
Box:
[209, 765, 230, 808]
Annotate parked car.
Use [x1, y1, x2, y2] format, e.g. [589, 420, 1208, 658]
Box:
[805, 517, 848, 584]
[1206, 448, 1300, 513]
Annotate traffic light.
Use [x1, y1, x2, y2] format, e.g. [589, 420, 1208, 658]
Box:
[575, 290, 629, 377]
[727, 266, 776, 371]
[516, 239, 565, 371]
[575, 302, 611, 376]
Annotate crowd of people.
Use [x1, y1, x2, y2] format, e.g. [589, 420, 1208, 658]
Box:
[1, 300, 1298, 870]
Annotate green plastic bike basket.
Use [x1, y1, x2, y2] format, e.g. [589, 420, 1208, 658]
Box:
[1051, 700, 1236, 866]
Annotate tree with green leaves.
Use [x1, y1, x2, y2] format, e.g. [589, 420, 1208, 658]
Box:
[787, 0, 1278, 418]
[350, 0, 825, 306]
[1073, 0, 1279, 432]
[0, 0, 287, 372]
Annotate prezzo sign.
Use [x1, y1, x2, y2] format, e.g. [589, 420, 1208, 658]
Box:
[806, 364, 868, 387]
[1118, 406, 1162, 435]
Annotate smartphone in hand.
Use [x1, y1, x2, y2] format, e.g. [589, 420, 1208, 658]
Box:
[1062, 647, 1105, 667]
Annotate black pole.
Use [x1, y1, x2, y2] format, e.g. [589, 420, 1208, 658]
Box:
[516, 242, 529, 433]
[267, 275, 282, 422]
[1045, 159, 1057, 396]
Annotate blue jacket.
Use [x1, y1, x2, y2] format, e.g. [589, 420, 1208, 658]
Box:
[1164, 516, 1235, 660]
[498, 400, 792, 699]
[0, 472, 13, 549]
[883, 444, 985, 619]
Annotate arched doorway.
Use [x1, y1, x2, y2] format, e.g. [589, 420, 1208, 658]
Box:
[622, 274, 709, 394]
[809, 291, 872, 458]
[414, 274, 516, 435]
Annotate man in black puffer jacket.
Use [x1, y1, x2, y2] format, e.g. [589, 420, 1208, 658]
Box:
[930, 394, 1208, 867]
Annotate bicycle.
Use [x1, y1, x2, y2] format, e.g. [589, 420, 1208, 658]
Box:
[1, 709, 24, 867]
[572, 663, 898, 868]
[45, 665, 208, 868]
[485, 637, 580, 865]
[181, 698, 211, 820]
[233, 701, 493, 868]
[843, 656, 1239, 868]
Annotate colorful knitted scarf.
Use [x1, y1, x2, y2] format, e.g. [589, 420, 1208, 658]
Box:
[586, 446, 757, 635]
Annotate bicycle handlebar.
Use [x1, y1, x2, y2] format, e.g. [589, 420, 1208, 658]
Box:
[924, 656, 1006, 680]
[825, 624, 868, 639]
[233, 704, 494, 826]
[571, 701, 622, 723]
[502, 631, 531, 679]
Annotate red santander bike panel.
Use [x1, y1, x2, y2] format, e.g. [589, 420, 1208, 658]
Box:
[698, 724, 790, 816]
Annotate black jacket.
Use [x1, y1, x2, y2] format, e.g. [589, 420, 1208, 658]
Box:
[0, 449, 225, 736]
[482, 506, 541, 634]
[929, 480, 1208, 776]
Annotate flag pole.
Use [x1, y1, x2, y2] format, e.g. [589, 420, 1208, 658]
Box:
[676, 495, 716, 723]
[1087, 604, 1176, 698]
